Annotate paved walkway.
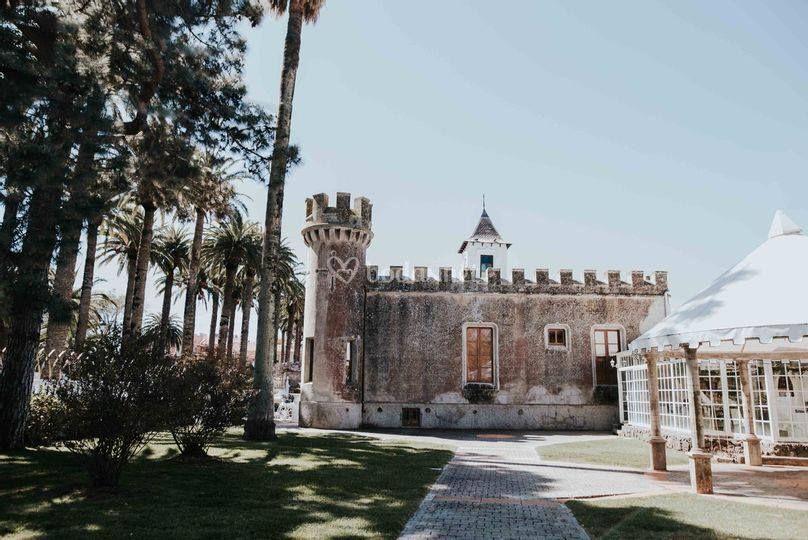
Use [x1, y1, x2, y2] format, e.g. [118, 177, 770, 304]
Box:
[398, 437, 591, 540]
[282, 428, 808, 539]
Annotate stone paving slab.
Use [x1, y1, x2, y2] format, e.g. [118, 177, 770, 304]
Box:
[399, 445, 591, 540]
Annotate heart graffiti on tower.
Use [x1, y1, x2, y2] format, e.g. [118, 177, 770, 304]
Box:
[326, 251, 360, 285]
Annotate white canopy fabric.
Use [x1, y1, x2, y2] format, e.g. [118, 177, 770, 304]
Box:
[631, 211, 808, 351]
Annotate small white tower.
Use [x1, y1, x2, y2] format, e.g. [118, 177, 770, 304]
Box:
[458, 202, 511, 281]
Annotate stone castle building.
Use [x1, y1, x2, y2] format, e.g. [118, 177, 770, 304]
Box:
[299, 192, 669, 430]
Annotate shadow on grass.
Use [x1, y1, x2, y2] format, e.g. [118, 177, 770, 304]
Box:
[0, 432, 453, 539]
[567, 498, 722, 539]
[567, 493, 808, 540]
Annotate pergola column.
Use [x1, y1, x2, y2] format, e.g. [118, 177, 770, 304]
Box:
[646, 353, 667, 471]
[737, 359, 762, 466]
[684, 346, 713, 494]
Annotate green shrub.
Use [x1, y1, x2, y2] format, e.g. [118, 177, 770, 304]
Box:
[462, 383, 497, 404]
[168, 362, 253, 457]
[24, 392, 66, 447]
[55, 328, 176, 487]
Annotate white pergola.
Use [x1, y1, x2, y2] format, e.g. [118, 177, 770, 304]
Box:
[617, 211, 808, 493]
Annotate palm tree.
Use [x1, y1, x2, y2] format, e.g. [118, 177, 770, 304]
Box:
[247, 0, 325, 440]
[202, 218, 262, 364]
[142, 313, 183, 353]
[235, 228, 264, 365]
[201, 265, 223, 361]
[126, 122, 197, 338]
[74, 213, 104, 350]
[179, 153, 243, 360]
[237, 267, 261, 365]
[99, 206, 143, 326]
[38, 285, 118, 377]
[151, 225, 190, 352]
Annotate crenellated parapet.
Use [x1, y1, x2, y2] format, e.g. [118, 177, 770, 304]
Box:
[302, 192, 373, 248]
[365, 266, 668, 296]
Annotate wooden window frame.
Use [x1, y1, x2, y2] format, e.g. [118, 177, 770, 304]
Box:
[591, 325, 625, 386]
[544, 324, 571, 352]
[462, 322, 499, 388]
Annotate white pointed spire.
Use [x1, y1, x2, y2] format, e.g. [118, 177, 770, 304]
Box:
[768, 210, 802, 239]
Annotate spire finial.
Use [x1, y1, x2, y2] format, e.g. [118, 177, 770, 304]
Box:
[482, 193, 485, 212]
[768, 210, 802, 238]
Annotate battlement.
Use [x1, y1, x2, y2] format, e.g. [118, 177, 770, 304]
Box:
[305, 192, 372, 228]
[302, 192, 373, 247]
[364, 266, 668, 296]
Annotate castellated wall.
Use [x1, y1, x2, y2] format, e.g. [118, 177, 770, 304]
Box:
[297, 191, 668, 431]
[361, 275, 667, 430]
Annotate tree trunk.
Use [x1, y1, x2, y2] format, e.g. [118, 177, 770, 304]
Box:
[74, 216, 101, 349]
[207, 291, 219, 361]
[121, 256, 137, 330]
[42, 218, 82, 375]
[284, 322, 294, 364]
[239, 271, 255, 366]
[245, 1, 304, 440]
[0, 182, 63, 449]
[293, 318, 302, 363]
[216, 265, 237, 363]
[0, 185, 21, 270]
[158, 267, 175, 352]
[126, 202, 156, 337]
[0, 185, 22, 349]
[271, 289, 282, 366]
[181, 207, 205, 359]
[226, 298, 237, 363]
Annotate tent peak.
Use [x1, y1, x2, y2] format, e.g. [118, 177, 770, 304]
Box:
[768, 210, 802, 239]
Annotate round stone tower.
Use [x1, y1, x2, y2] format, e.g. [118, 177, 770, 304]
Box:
[299, 192, 372, 428]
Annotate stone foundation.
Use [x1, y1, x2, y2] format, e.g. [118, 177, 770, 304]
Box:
[617, 423, 798, 463]
[362, 403, 618, 430]
[299, 401, 363, 429]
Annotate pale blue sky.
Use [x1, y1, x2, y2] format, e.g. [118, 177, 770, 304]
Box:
[96, 1, 808, 335]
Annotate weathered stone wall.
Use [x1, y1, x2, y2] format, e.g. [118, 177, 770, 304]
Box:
[298, 191, 670, 431]
[299, 193, 372, 429]
[362, 290, 666, 429]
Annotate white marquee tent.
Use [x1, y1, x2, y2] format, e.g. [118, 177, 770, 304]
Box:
[616, 211, 808, 492]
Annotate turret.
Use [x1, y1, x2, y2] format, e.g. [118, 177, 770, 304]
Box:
[458, 203, 511, 281]
[299, 192, 372, 429]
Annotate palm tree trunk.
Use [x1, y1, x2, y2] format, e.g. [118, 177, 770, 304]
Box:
[126, 201, 156, 337]
[207, 291, 219, 360]
[238, 272, 255, 366]
[271, 289, 282, 366]
[158, 268, 175, 352]
[245, 0, 305, 440]
[42, 219, 83, 375]
[283, 319, 294, 364]
[226, 299, 237, 363]
[75, 216, 101, 349]
[216, 267, 237, 363]
[181, 207, 205, 359]
[0, 182, 63, 449]
[121, 256, 137, 330]
[293, 318, 302, 363]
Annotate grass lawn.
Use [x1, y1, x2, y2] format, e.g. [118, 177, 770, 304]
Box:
[538, 437, 689, 469]
[567, 493, 808, 539]
[0, 430, 453, 539]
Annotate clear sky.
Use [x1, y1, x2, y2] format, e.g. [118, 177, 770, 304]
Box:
[94, 1, 808, 336]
